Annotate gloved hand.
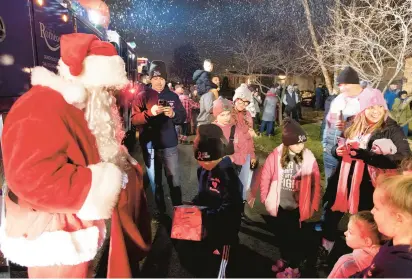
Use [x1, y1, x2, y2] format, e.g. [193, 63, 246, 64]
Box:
[349, 148, 372, 161]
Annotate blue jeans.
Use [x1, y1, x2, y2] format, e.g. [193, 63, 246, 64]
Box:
[145, 145, 182, 212]
[260, 120, 274, 135]
[402, 124, 409, 136]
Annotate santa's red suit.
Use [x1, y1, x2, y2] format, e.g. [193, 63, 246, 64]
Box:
[0, 34, 151, 278]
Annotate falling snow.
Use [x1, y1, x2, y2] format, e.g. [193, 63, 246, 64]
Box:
[105, 0, 333, 62]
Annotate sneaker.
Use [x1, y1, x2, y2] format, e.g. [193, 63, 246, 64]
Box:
[276, 267, 300, 278]
[272, 259, 286, 273]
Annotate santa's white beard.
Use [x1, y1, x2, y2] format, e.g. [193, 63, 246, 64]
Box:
[84, 88, 128, 170]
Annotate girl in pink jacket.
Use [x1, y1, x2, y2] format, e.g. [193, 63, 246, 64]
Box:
[260, 118, 321, 277]
[328, 211, 381, 278]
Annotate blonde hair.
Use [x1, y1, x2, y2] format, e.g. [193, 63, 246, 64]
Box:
[376, 174, 412, 249]
[350, 211, 383, 245]
[376, 174, 412, 216]
[344, 111, 385, 139]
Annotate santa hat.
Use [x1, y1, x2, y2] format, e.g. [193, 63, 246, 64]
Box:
[336, 66, 360, 85]
[193, 124, 227, 161]
[233, 83, 252, 102]
[213, 97, 232, 117]
[57, 33, 128, 89]
[282, 118, 307, 146]
[358, 88, 388, 112]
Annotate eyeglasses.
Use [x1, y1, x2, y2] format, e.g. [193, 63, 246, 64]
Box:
[237, 99, 250, 106]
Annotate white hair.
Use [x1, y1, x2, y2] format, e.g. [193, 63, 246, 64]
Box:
[84, 88, 129, 170]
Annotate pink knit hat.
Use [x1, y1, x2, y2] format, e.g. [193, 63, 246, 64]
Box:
[213, 97, 232, 117]
[357, 88, 388, 112]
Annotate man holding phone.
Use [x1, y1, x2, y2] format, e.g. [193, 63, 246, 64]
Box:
[132, 60, 186, 215]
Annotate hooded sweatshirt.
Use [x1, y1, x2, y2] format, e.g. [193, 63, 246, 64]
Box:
[328, 246, 380, 278]
[351, 240, 412, 278]
[192, 156, 243, 247]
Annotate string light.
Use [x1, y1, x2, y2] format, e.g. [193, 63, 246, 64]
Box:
[62, 14, 68, 22]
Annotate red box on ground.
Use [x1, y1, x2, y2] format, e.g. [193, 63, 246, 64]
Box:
[171, 205, 206, 241]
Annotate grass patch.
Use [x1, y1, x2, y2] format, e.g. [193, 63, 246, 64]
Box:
[254, 122, 325, 186]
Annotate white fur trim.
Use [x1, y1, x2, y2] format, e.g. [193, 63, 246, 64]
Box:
[58, 55, 128, 89]
[0, 226, 103, 267]
[77, 162, 123, 220]
[31, 66, 87, 108]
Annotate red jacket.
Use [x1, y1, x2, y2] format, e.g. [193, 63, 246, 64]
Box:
[259, 144, 321, 222]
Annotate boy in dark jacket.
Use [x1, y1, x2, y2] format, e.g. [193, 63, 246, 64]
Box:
[192, 124, 243, 277]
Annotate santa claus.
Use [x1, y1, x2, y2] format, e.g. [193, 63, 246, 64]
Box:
[0, 33, 151, 277]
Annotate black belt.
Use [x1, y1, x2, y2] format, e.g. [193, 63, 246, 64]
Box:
[8, 190, 18, 205]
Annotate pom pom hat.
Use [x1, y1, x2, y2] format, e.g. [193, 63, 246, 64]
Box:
[233, 83, 252, 103]
[57, 33, 128, 88]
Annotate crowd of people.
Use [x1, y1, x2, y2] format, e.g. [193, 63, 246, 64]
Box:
[1, 32, 412, 278]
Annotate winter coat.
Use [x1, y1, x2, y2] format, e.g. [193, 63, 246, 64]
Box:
[197, 91, 215, 126]
[260, 144, 321, 222]
[193, 157, 243, 247]
[193, 70, 214, 96]
[132, 85, 186, 149]
[232, 110, 256, 165]
[0, 67, 127, 267]
[392, 97, 412, 126]
[351, 240, 412, 278]
[324, 118, 411, 212]
[262, 93, 278, 122]
[328, 246, 380, 278]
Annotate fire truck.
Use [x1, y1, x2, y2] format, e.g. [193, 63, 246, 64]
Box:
[0, 0, 137, 274]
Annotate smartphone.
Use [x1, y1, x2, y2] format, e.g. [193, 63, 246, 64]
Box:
[337, 136, 346, 147]
[158, 99, 168, 107]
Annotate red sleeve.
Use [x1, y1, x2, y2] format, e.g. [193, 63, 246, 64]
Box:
[260, 151, 276, 203]
[131, 89, 154, 126]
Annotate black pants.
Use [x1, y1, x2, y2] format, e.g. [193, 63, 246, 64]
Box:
[297, 103, 302, 119]
[181, 123, 189, 137]
[272, 207, 303, 268]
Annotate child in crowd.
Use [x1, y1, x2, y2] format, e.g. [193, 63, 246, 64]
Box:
[213, 97, 236, 155]
[192, 124, 243, 277]
[260, 118, 321, 277]
[260, 87, 278, 136]
[328, 211, 382, 278]
[351, 174, 412, 278]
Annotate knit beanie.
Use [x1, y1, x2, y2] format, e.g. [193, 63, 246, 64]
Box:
[358, 88, 388, 112]
[213, 97, 232, 117]
[233, 83, 252, 102]
[149, 60, 167, 80]
[193, 124, 228, 161]
[336, 66, 360, 85]
[282, 118, 307, 146]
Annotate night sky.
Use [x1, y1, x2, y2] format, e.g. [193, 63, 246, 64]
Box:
[106, 0, 332, 65]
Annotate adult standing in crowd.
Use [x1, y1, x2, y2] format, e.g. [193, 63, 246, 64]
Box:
[392, 90, 412, 136]
[282, 85, 299, 122]
[260, 87, 278, 136]
[132, 60, 186, 214]
[322, 67, 369, 189]
[252, 88, 262, 129]
[384, 82, 400, 111]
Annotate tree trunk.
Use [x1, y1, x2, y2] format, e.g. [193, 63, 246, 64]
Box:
[301, 0, 333, 94]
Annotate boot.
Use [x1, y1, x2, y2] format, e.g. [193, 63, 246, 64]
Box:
[154, 186, 166, 214]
